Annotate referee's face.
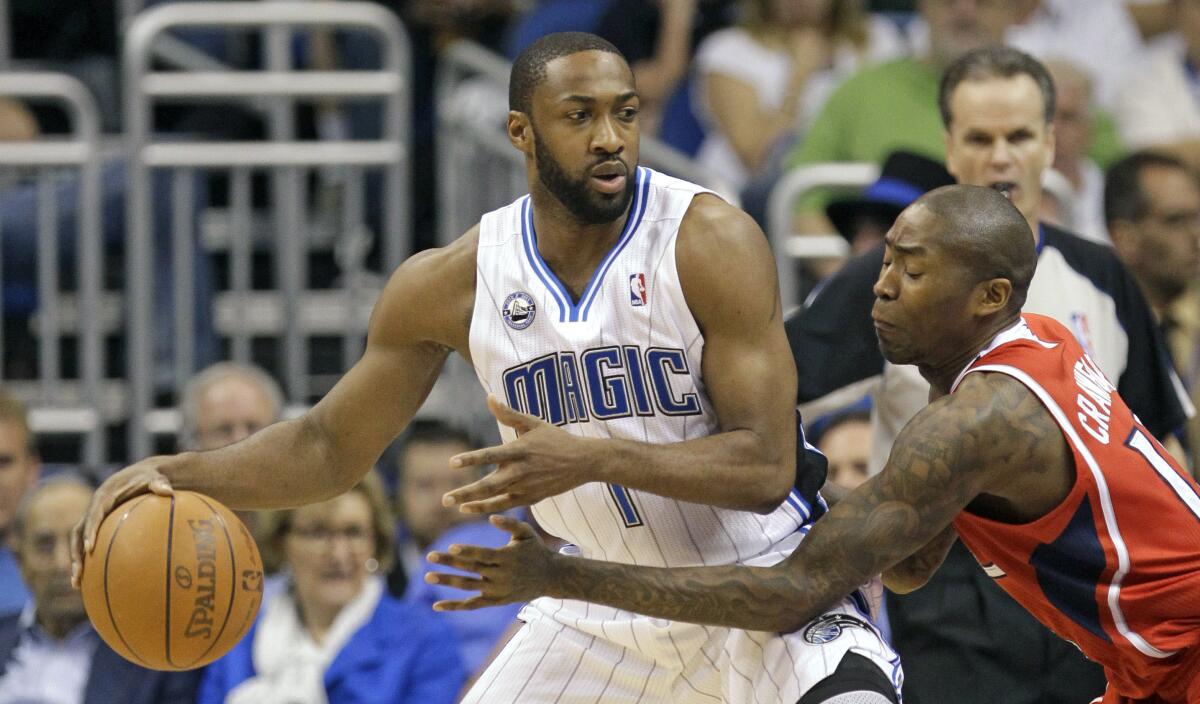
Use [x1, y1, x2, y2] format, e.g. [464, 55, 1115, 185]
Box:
[944, 74, 1054, 236]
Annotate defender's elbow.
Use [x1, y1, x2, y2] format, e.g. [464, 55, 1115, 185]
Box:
[751, 467, 795, 514]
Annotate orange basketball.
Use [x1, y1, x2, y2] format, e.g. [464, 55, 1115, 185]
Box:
[80, 490, 264, 671]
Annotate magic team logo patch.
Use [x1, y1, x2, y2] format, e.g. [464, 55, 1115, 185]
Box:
[502, 292, 537, 330]
[629, 273, 648, 307]
[802, 613, 871, 645]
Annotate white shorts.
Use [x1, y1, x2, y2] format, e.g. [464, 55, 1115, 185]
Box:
[461, 590, 902, 704]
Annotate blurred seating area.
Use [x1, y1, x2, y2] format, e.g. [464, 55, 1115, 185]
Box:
[5, 0, 1200, 700]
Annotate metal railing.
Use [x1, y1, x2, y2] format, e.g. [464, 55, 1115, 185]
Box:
[767, 162, 878, 310]
[0, 72, 105, 465]
[434, 40, 738, 247]
[123, 1, 412, 458]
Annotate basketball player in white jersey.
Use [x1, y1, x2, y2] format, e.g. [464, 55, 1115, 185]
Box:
[71, 32, 901, 703]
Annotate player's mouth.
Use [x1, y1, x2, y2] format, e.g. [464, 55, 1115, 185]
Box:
[990, 181, 1018, 200]
[590, 162, 627, 194]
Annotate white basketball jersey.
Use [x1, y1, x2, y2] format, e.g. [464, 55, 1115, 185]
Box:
[468, 167, 812, 568]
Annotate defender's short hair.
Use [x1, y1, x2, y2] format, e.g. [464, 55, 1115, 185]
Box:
[509, 32, 624, 115]
[919, 185, 1037, 314]
[1104, 151, 1195, 226]
[939, 46, 1056, 127]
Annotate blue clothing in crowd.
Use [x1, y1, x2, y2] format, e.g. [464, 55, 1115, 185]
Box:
[404, 520, 524, 674]
[198, 590, 464, 704]
[0, 547, 28, 617]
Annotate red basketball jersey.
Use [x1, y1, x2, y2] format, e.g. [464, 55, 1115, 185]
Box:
[951, 314, 1200, 701]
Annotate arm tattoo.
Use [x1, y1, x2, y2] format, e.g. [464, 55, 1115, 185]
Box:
[542, 373, 1055, 632]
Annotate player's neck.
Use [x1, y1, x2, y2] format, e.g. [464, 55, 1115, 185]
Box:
[529, 192, 630, 298]
[919, 313, 1023, 395]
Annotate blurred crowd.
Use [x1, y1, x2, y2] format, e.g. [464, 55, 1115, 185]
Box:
[4, 0, 1200, 703]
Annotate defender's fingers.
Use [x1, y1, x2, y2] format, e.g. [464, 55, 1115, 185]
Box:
[425, 571, 485, 592]
[433, 595, 505, 612]
[490, 514, 537, 540]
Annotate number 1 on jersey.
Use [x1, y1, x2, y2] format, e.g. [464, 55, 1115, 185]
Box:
[607, 484, 644, 527]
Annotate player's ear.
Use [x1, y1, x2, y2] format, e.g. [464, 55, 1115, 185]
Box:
[508, 111, 532, 154]
[976, 278, 1013, 317]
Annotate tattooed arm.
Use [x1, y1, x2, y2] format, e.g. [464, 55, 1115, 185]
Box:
[429, 373, 1060, 632]
[881, 524, 958, 594]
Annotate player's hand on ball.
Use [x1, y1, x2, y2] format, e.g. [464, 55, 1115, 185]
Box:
[426, 515, 556, 610]
[71, 456, 176, 588]
[442, 396, 596, 513]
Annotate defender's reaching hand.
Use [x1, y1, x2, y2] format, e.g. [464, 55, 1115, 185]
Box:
[426, 515, 557, 610]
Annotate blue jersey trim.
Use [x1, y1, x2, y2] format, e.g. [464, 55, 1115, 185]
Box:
[521, 167, 650, 322]
[521, 197, 569, 322]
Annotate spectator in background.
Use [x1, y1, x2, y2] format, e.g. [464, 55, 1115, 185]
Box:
[198, 471, 464, 704]
[0, 389, 40, 617]
[1115, 0, 1200, 171]
[593, 0, 708, 133]
[0, 100, 38, 143]
[179, 362, 284, 453]
[786, 0, 1016, 233]
[1003, 0, 1145, 111]
[388, 420, 523, 675]
[1041, 59, 1110, 243]
[1106, 151, 1200, 475]
[179, 363, 284, 538]
[0, 475, 199, 703]
[694, 0, 905, 193]
[811, 409, 871, 491]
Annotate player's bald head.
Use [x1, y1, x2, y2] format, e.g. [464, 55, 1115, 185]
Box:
[917, 185, 1036, 312]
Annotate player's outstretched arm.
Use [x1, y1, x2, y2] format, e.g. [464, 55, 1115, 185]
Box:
[72, 232, 477, 585]
[445, 195, 799, 515]
[429, 374, 1047, 631]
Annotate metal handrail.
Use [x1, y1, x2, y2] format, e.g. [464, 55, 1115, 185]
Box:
[0, 72, 105, 465]
[123, 2, 412, 459]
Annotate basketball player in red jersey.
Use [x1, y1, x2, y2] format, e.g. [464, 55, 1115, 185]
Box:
[427, 184, 1200, 703]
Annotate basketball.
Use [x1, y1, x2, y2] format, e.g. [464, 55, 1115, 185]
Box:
[80, 490, 264, 671]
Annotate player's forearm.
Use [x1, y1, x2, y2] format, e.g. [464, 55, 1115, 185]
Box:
[592, 430, 794, 513]
[544, 552, 826, 632]
[160, 414, 360, 509]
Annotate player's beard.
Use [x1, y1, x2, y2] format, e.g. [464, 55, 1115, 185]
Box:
[534, 136, 635, 226]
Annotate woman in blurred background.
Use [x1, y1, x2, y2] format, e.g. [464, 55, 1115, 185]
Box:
[693, 0, 904, 192]
[198, 471, 464, 704]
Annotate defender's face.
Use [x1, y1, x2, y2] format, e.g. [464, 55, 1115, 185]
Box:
[871, 205, 976, 366]
[526, 51, 640, 225]
[945, 75, 1054, 228]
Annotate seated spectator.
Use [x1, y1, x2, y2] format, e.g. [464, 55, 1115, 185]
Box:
[694, 0, 905, 193]
[387, 421, 522, 675]
[825, 149, 957, 255]
[179, 362, 284, 541]
[0, 389, 40, 617]
[786, 0, 1016, 232]
[198, 471, 464, 704]
[0, 474, 199, 703]
[1004, 0, 1145, 110]
[1105, 150, 1200, 475]
[1042, 59, 1111, 243]
[1115, 0, 1200, 171]
[179, 362, 284, 453]
[812, 408, 871, 491]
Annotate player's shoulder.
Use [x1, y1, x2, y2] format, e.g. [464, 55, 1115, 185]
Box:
[678, 193, 765, 253]
[372, 226, 479, 343]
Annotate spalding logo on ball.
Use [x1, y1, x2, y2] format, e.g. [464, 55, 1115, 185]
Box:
[80, 490, 263, 671]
